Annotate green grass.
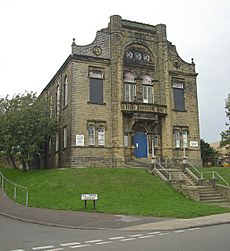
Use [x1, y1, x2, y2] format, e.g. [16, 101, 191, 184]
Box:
[1, 167, 230, 218]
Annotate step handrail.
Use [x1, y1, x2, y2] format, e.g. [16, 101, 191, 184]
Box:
[212, 171, 229, 187]
[151, 158, 169, 180]
[186, 160, 229, 187]
[0, 170, 28, 206]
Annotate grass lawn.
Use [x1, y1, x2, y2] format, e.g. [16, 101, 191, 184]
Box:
[0, 167, 230, 218]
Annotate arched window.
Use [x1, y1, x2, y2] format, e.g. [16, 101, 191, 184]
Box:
[64, 76, 68, 107]
[88, 126, 95, 145]
[124, 72, 136, 102]
[142, 75, 154, 103]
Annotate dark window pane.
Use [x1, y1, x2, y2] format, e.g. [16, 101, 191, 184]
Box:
[173, 88, 185, 111]
[90, 79, 103, 104]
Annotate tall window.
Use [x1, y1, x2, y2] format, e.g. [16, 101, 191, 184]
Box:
[174, 129, 189, 148]
[64, 76, 68, 107]
[172, 81, 185, 111]
[88, 126, 95, 145]
[63, 126, 67, 149]
[124, 72, 136, 102]
[89, 70, 103, 104]
[55, 132, 59, 152]
[98, 127, 105, 146]
[174, 130, 180, 148]
[142, 75, 153, 103]
[56, 85, 60, 119]
[182, 131, 188, 148]
[49, 95, 53, 118]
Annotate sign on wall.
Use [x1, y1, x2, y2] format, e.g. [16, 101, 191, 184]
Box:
[190, 141, 199, 147]
[76, 135, 84, 146]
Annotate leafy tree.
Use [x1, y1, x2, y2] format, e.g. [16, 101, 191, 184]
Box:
[0, 92, 57, 170]
[220, 93, 230, 156]
[200, 139, 219, 166]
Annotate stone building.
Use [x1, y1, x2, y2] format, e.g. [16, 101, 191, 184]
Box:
[41, 15, 202, 168]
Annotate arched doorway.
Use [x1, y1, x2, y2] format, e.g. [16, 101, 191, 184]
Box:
[132, 124, 148, 158]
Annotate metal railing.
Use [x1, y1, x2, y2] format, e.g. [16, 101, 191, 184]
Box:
[0, 170, 28, 206]
[151, 158, 169, 180]
[186, 160, 229, 187]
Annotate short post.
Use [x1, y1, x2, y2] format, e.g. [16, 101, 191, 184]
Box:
[81, 194, 98, 210]
[1, 176, 4, 190]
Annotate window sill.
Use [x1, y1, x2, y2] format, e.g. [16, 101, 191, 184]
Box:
[173, 109, 187, 112]
[87, 101, 106, 106]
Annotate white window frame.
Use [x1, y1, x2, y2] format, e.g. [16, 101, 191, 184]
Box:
[63, 126, 67, 149]
[56, 85, 60, 119]
[88, 126, 95, 146]
[124, 72, 136, 102]
[142, 75, 154, 103]
[175, 130, 180, 148]
[182, 131, 188, 148]
[64, 76, 68, 107]
[55, 133, 59, 152]
[98, 127, 105, 146]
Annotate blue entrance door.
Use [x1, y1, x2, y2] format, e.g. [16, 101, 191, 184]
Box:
[133, 132, 148, 158]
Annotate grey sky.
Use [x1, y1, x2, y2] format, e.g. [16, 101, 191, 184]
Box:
[0, 0, 229, 143]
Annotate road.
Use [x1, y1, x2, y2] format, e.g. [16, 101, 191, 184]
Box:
[1, 215, 230, 251]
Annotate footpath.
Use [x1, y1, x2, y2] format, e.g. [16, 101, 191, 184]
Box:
[0, 189, 230, 231]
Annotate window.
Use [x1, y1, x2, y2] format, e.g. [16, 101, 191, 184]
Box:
[172, 81, 185, 111]
[63, 76, 68, 107]
[98, 127, 105, 146]
[89, 70, 103, 104]
[63, 126, 67, 149]
[49, 95, 53, 118]
[55, 133, 59, 152]
[174, 129, 189, 148]
[175, 130, 180, 148]
[142, 75, 153, 103]
[88, 126, 95, 145]
[153, 135, 159, 148]
[124, 72, 136, 102]
[182, 131, 188, 148]
[56, 85, 60, 119]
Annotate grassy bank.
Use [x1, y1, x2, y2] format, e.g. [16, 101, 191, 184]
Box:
[0, 167, 230, 218]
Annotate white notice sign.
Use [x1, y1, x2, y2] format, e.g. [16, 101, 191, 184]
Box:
[190, 141, 199, 147]
[76, 135, 84, 146]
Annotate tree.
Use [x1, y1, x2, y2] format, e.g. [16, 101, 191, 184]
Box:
[220, 93, 230, 156]
[200, 139, 219, 166]
[0, 92, 57, 170]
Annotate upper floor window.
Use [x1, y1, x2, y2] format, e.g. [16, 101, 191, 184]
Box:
[124, 72, 136, 102]
[172, 81, 185, 111]
[63, 76, 68, 107]
[142, 75, 153, 103]
[89, 70, 103, 104]
[56, 85, 60, 120]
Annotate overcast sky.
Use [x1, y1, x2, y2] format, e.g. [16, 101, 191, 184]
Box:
[0, 0, 229, 143]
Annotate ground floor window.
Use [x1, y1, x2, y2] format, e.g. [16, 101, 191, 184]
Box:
[63, 126, 67, 149]
[88, 125, 105, 146]
[174, 128, 189, 148]
[98, 127, 105, 146]
[88, 126, 95, 145]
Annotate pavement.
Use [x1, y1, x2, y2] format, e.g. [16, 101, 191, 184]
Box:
[1, 189, 230, 231]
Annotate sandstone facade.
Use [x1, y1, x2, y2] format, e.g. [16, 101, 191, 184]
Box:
[41, 15, 202, 168]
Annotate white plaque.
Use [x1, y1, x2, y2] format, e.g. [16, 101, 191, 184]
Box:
[76, 135, 84, 146]
[190, 141, 199, 147]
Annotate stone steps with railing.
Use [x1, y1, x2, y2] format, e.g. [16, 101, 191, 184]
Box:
[150, 158, 230, 207]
